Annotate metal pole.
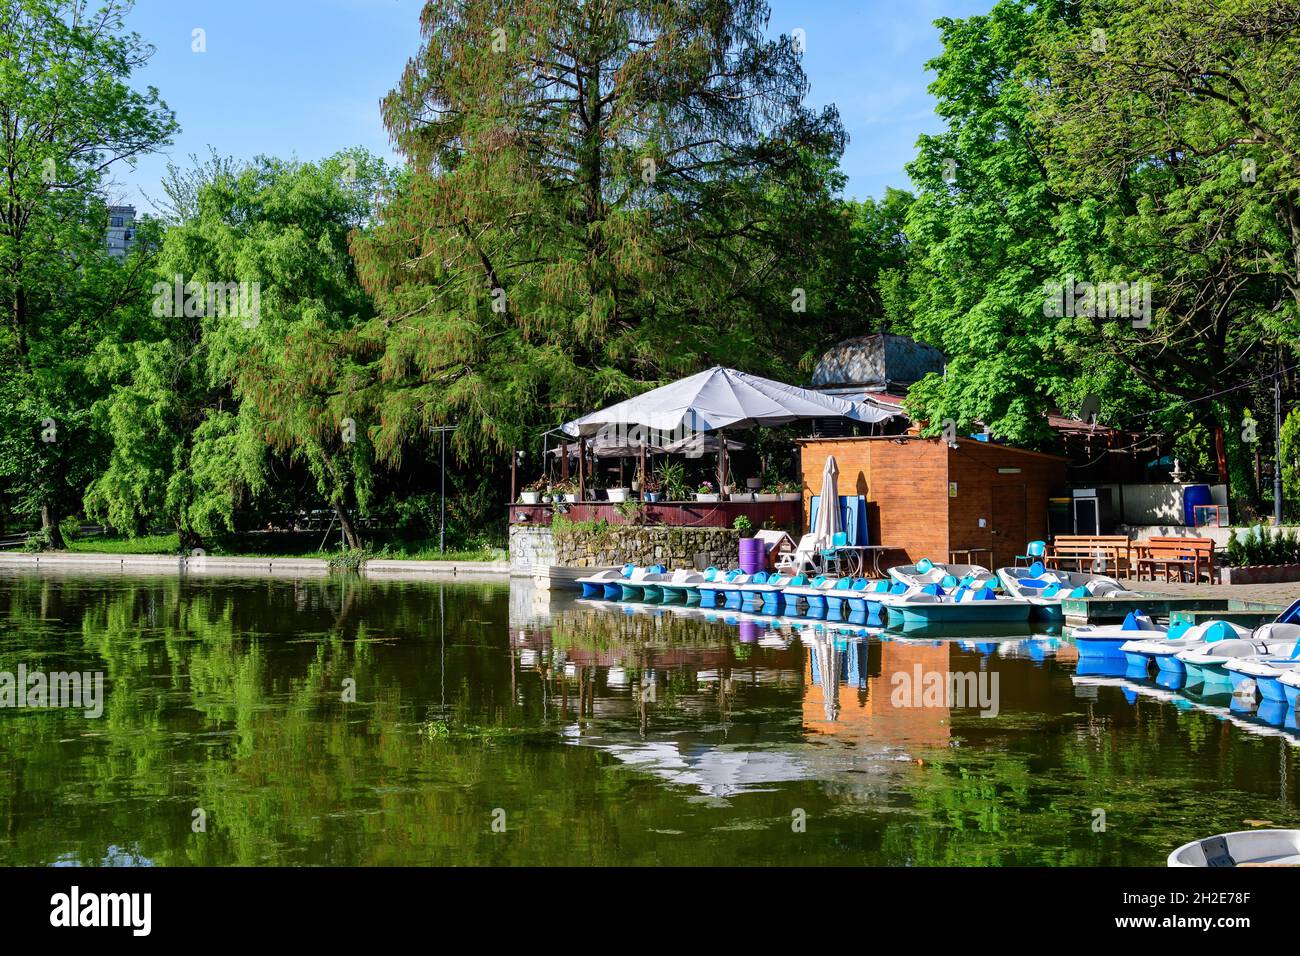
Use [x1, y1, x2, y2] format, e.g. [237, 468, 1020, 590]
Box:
[440, 428, 446, 554]
[1275, 345, 1284, 526]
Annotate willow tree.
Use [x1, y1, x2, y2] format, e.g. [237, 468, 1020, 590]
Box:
[352, 0, 844, 465]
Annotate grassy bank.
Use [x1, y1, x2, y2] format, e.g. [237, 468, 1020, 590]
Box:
[55, 532, 506, 563]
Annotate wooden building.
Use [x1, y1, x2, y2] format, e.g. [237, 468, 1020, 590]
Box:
[798, 436, 1067, 570]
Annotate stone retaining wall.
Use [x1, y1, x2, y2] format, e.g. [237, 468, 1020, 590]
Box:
[509, 524, 740, 571]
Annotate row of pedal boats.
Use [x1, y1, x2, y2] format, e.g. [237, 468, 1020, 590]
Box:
[1070, 599, 1300, 710]
[576, 558, 1139, 625]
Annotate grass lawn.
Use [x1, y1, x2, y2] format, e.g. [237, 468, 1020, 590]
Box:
[57, 532, 506, 563]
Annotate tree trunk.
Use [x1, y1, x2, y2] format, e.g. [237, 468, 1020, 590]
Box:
[332, 498, 362, 551]
[40, 504, 65, 550]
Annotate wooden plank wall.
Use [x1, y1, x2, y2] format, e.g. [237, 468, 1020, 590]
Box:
[946, 439, 1064, 568]
[799, 437, 950, 566]
[799, 436, 1066, 570]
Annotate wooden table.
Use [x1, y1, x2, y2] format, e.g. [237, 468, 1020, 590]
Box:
[833, 545, 899, 578]
[948, 548, 993, 568]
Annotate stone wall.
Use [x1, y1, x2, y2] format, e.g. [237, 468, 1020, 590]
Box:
[509, 524, 741, 571]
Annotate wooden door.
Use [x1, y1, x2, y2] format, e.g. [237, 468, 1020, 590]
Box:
[990, 484, 1026, 569]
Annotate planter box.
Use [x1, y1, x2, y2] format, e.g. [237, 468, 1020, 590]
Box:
[1219, 563, 1300, 585]
[606, 488, 631, 502]
[753, 493, 779, 502]
[778, 493, 800, 502]
[695, 494, 719, 502]
[519, 491, 540, 505]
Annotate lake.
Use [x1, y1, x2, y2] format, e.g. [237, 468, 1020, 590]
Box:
[0, 570, 1296, 866]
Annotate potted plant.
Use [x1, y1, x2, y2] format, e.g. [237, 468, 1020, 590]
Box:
[753, 476, 781, 502]
[519, 476, 547, 505]
[640, 472, 661, 503]
[695, 480, 718, 502]
[655, 461, 687, 502]
[775, 479, 800, 502]
[552, 479, 578, 503]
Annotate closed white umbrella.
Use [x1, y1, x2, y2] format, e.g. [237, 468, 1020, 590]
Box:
[812, 455, 841, 552]
[561, 366, 883, 438]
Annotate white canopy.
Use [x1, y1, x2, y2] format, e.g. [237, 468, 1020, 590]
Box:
[560, 366, 889, 438]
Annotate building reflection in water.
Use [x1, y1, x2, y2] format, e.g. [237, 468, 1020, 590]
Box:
[503, 589, 1070, 798]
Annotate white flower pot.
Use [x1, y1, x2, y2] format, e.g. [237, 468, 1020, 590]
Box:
[778, 493, 799, 502]
[695, 494, 719, 502]
[753, 493, 779, 502]
[520, 491, 540, 504]
[563, 493, 578, 503]
[606, 488, 630, 502]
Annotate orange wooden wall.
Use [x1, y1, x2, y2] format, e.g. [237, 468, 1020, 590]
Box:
[798, 436, 1065, 569]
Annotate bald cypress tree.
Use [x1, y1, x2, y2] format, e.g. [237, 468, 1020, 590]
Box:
[352, 0, 844, 462]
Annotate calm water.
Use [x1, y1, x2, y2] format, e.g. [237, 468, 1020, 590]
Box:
[0, 569, 1297, 866]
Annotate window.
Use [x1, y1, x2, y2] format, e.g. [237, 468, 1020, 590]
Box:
[110, 217, 124, 227]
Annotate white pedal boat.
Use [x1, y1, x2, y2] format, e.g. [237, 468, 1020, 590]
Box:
[1120, 619, 1248, 677]
[1072, 610, 1165, 657]
[1169, 829, 1300, 867]
[997, 564, 1139, 621]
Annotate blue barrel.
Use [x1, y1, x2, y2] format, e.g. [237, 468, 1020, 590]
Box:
[1182, 484, 1213, 527]
[738, 536, 764, 573]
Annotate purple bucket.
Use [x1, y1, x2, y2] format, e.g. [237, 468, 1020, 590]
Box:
[739, 536, 765, 574]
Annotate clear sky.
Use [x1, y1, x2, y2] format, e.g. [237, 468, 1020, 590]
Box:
[113, 0, 993, 214]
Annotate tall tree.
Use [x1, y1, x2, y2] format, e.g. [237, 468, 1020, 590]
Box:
[0, 0, 176, 546]
[1041, 0, 1300, 503]
[86, 152, 390, 549]
[351, 0, 845, 469]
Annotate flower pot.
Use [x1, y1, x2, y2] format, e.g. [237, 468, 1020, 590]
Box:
[520, 491, 540, 505]
[778, 493, 799, 502]
[642, 491, 659, 503]
[541, 495, 552, 503]
[746, 478, 762, 490]
[606, 488, 630, 503]
[695, 494, 719, 502]
[562, 493, 578, 503]
[753, 493, 779, 503]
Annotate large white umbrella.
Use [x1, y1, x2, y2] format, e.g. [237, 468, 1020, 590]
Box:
[560, 366, 887, 438]
[812, 454, 841, 552]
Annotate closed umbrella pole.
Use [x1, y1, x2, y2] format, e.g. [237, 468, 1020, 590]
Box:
[812, 454, 841, 553]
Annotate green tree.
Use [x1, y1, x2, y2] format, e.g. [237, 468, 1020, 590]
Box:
[351, 0, 845, 470]
[0, 0, 176, 546]
[86, 152, 392, 548]
[1040, 0, 1300, 504]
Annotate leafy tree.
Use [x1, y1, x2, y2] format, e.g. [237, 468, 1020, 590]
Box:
[1041, 0, 1300, 503]
[351, 0, 845, 470]
[86, 151, 392, 548]
[0, 0, 176, 546]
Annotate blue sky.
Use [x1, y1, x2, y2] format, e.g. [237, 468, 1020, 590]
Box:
[114, 0, 992, 214]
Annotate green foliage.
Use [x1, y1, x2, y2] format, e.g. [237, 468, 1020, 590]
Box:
[85, 150, 393, 547]
[732, 516, 754, 534]
[0, 0, 177, 544]
[350, 0, 846, 468]
[1227, 524, 1300, 567]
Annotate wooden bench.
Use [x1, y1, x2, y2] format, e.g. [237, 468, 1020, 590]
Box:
[1046, 535, 1133, 576]
[1134, 536, 1215, 583]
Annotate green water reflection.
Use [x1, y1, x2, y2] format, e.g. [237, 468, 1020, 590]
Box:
[0, 571, 1296, 866]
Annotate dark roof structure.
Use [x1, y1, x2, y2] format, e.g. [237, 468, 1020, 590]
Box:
[810, 332, 945, 391]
